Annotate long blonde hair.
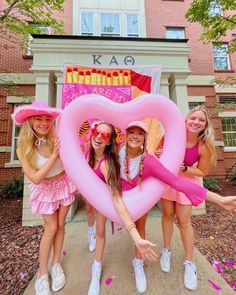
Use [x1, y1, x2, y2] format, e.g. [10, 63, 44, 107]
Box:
[17, 117, 55, 169]
[186, 105, 217, 166]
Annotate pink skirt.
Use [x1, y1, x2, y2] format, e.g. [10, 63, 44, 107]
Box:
[162, 173, 203, 205]
[29, 173, 76, 215]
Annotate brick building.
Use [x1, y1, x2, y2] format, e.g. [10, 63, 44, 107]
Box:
[0, 0, 235, 224]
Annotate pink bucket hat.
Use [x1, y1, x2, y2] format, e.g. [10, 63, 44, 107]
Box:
[126, 121, 148, 133]
[11, 100, 61, 125]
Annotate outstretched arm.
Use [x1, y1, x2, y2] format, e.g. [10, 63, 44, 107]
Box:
[205, 192, 236, 212]
[112, 194, 158, 261]
[101, 161, 158, 262]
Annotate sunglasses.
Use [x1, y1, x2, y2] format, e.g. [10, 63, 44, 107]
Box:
[91, 127, 111, 141]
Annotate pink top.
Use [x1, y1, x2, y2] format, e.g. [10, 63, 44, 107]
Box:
[93, 158, 106, 183]
[184, 143, 199, 166]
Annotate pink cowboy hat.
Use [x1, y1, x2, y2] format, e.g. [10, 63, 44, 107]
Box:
[11, 100, 62, 125]
[126, 121, 148, 133]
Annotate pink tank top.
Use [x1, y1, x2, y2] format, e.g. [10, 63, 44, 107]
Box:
[93, 158, 106, 183]
[183, 143, 199, 166]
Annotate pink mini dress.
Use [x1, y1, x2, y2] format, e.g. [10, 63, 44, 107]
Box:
[29, 152, 76, 215]
[162, 143, 202, 205]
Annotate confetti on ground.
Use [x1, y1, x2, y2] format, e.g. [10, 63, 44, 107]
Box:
[212, 260, 223, 274]
[208, 279, 222, 292]
[62, 250, 68, 256]
[224, 260, 234, 267]
[105, 277, 113, 286]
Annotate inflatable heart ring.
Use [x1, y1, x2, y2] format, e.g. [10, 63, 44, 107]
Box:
[58, 94, 186, 224]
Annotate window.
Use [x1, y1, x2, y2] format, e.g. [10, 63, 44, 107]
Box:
[81, 12, 93, 36]
[11, 105, 21, 161]
[27, 24, 50, 55]
[219, 96, 236, 104]
[188, 102, 202, 110]
[209, 1, 222, 16]
[100, 13, 120, 36]
[166, 27, 185, 39]
[213, 43, 230, 70]
[127, 14, 139, 37]
[221, 117, 236, 148]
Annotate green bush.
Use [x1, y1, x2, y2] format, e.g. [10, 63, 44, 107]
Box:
[0, 177, 23, 198]
[227, 163, 236, 185]
[228, 174, 236, 185]
[203, 178, 219, 192]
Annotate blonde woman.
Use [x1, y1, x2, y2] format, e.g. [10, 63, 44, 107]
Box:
[12, 100, 76, 295]
[156, 106, 217, 291]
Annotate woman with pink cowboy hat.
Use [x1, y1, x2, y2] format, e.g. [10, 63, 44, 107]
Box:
[12, 100, 76, 295]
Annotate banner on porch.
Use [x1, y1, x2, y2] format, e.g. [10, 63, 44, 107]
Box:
[62, 64, 162, 153]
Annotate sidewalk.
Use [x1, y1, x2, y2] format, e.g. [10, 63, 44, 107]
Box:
[24, 207, 235, 295]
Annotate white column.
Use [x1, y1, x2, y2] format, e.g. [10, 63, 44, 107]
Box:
[160, 73, 170, 97]
[169, 73, 189, 116]
[55, 72, 63, 108]
[34, 72, 56, 106]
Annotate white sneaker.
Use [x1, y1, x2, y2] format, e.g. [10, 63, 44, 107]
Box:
[160, 248, 171, 273]
[183, 260, 197, 291]
[88, 261, 102, 295]
[132, 258, 147, 294]
[88, 228, 96, 252]
[35, 273, 51, 295]
[50, 263, 66, 292]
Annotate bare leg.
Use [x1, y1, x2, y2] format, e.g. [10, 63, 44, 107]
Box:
[39, 213, 58, 276]
[161, 199, 175, 250]
[86, 203, 95, 227]
[175, 203, 194, 261]
[95, 212, 107, 262]
[52, 205, 70, 265]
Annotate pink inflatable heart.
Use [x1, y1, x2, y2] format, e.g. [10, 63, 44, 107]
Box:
[58, 94, 186, 224]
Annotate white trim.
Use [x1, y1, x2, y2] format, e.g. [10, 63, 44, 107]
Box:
[7, 96, 34, 104]
[215, 140, 224, 147]
[0, 73, 35, 85]
[187, 96, 206, 103]
[218, 111, 236, 117]
[223, 147, 236, 152]
[0, 146, 11, 152]
[5, 161, 22, 168]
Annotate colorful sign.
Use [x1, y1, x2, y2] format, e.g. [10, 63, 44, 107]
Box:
[62, 64, 162, 153]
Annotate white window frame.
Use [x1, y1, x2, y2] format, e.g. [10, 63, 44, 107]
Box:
[213, 43, 230, 70]
[27, 25, 50, 56]
[80, 12, 94, 36]
[11, 105, 21, 162]
[100, 13, 121, 36]
[165, 27, 185, 39]
[209, 1, 223, 17]
[218, 112, 236, 151]
[126, 14, 139, 37]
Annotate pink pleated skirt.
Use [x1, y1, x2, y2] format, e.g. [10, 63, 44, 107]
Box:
[29, 173, 76, 215]
[162, 173, 203, 205]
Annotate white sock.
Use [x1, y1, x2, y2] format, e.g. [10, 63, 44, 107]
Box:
[88, 224, 96, 234]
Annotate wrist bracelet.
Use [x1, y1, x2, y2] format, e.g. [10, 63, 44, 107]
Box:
[127, 223, 136, 233]
[183, 165, 188, 172]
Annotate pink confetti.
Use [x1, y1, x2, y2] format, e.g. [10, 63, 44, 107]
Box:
[224, 260, 234, 267]
[212, 260, 223, 274]
[230, 281, 236, 289]
[105, 277, 113, 286]
[116, 227, 124, 233]
[62, 250, 68, 256]
[208, 279, 222, 292]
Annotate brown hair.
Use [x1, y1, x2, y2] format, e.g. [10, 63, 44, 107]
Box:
[88, 122, 122, 196]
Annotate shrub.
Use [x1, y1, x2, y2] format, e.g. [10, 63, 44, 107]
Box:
[227, 163, 236, 186]
[203, 178, 219, 192]
[0, 177, 23, 198]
